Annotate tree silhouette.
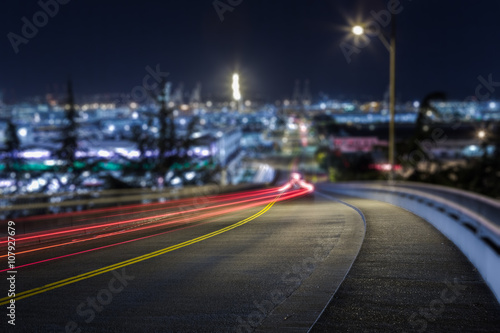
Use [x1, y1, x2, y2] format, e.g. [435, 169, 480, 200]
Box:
[137, 78, 199, 187]
[45, 79, 81, 193]
[403, 91, 446, 178]
[57, 79, 78, 169]
[3, 119, 21, 185]
[468, 122, 500, 197]
[5, 120, 20, 165]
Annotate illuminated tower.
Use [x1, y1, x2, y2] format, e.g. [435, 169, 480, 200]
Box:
[232, 73, 242, 111]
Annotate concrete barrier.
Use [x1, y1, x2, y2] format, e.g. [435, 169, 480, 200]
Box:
[317, 181, 500, 303]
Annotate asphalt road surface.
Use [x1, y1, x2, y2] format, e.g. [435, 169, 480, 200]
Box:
[2, 185, 500, 332]
[1, 185, 364, 332]
[311, 190, 500, 332]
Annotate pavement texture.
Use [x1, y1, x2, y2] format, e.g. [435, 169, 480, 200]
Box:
[5, 188, 500, 332]
[4, 194, 363, 333]
[311, 195, 500, 333]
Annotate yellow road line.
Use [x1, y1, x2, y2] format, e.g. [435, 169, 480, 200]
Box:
[0, 194, 281, 305]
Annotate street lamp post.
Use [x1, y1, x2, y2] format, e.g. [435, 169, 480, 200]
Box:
[388, 15, 396, 182]
[352, 13, 396, 182]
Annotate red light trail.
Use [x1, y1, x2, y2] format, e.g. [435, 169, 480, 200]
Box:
[1, 182, 314, 272]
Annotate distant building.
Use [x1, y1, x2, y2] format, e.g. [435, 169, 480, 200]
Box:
[330, 136, 387, 153]
[191, 127, 242, 167]
[189, 82, 202, 105]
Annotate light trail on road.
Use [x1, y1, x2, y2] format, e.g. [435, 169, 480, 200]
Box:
[12, 187, 279, 223]
[0, 187, 289, 248]
[72, 187, 280, 223]
[0, 180, 314, 306]
[0, 182, 313, 274]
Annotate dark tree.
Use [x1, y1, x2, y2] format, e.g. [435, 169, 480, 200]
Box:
[469, 122, 500, 197]
[57, 80, 78, 168]
[3, 119, 21, 180]
[5, 120, 20, 162]
[403, 92, 446, 178]
[131, 124, 150, 166]
[135, 79, 199, 187]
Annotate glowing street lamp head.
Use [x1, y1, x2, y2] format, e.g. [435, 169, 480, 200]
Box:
[352, 25, 364, 36]
[232, 73, 241, 101]
[478, 130, 486, 139]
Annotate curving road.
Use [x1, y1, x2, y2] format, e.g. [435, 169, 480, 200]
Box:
[2, 183, 500, 332]
[1, 183, 364, 332]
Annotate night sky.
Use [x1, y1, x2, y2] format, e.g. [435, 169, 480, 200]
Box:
[1, 0, 500, 102]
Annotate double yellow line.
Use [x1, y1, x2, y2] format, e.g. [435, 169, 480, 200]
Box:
[0, 194, 281, 306]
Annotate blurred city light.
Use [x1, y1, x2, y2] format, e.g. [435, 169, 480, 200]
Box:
[232, 73, 241, 101]
[18, 127, 28, 137]
[352, 25, 364, 36]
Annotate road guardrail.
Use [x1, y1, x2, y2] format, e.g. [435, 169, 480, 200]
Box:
[318, 181, 500, 303]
